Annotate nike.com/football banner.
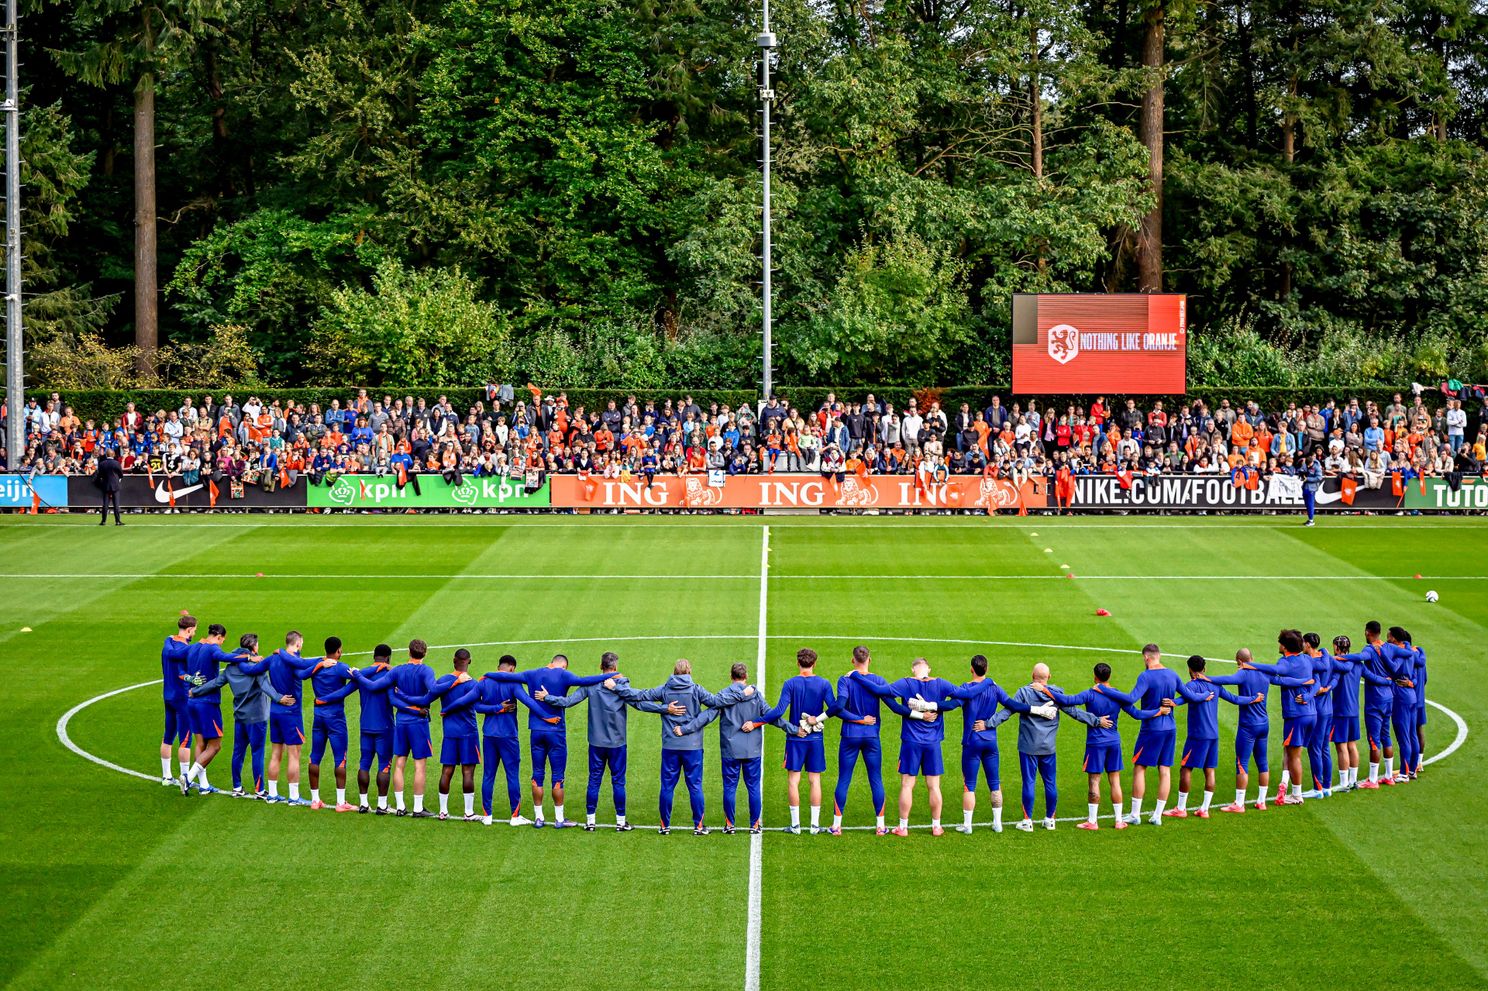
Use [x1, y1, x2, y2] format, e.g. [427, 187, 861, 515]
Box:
[306, 474, 549, 508]
[1066, 474, 1406, 510]
[549, 473, 1046, 510]
[64, 474, 306, 508]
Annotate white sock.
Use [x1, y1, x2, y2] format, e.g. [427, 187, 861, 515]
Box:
[1130, 797, 1142, 818]
[1384, 757, 1394, 777]
[186, 761, 203, 783]
[289, 782, 300, 802]
[810, 806, 820, 828]
[196, 767, 209, 790]
[931, 818, 940, 829]
[161, 757, 173, 778]
[1152, 799, 1166, 819]
[790, 806, 800, 827]
[395, 792, 406, 811]
[1201, 791, 1213, 812]
[1235, 786, 1246, 805]
[1369, 762, 1379, 782]
[358, 790, 367, 807]
[377, 794, 388, 809]
[1176, 791, 1189, 812]
[1279, 770, 1290, 793]
[555, 803, 565, 822]
[992, 807, 1003, 829]
[898, 817, 909, 830]
[267, 780, 279, 798]
[964, 809, 974, 828]
[1087, 803, 1098, 823]
[833, 814, 843, 829]
[533, 800, 544, 820]
[1290, 785, 1302, 799]
[587, 813, 596, 826]
[438, 793, 449, 815]
[310, 787, 320, 804]
[876, 814, 885, 830]
[464, 794, 474, 816]
[335, 787, 345, 805]
[616, 814, 626, 826]
[413, 794, 424, 813]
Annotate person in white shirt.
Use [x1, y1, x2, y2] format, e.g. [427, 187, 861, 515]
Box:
[1446, 400, 1467, 452]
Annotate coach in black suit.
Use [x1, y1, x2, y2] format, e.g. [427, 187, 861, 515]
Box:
[94, 451, 124, 525]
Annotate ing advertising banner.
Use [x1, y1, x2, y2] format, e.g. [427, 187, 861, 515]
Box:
[549, 473, 1048, 511]
[1012, 293, 1187, 394]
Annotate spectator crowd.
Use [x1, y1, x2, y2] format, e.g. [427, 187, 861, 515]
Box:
[3, 385, 1485, 492]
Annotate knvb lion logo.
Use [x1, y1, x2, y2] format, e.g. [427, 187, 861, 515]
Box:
[1047, 323, 1079, 365]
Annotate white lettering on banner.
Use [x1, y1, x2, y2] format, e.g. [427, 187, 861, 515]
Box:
[604, 481, 672, 507]
[1433, 484, 1488, 509]
[1074, 476, 1289, 508]
[1072, 332, 1179, 353]
[759, 480, 824, 507]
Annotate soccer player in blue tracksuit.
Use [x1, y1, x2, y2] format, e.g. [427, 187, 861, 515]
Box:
[304, 636, 359, 811]
[1412, 643, 1428, 777]
[1301, 633, 1339, 798]
[1210, 648, 1275, 811]
[830, 646, 911, 836]
[612, 658, 735, 835]
[1116, 644, 1184, 824]
[1327, 635, 1365, 792]
[159, 614, 196, 785]
[264, 630, 321, 805]
[757, 648, 870, 835]
[1336, 620, 1403, 787]
[388, 638, 438, 817]
[1167, 655, 1261, 818]
[352, 644, 396, 813]
[678, 663, 788, 834]
[1238, 629, 1317, 805]
[400, 649, 484, 820]
[852, 657, 998, 836]
[483, 653, 612, 827]
[1382, 627, 1421, 784]
[540, 651, 674, 831]
[472, 654, 553, 826]
[955, 654, 1035, 834]
[181, 623, 252, 795]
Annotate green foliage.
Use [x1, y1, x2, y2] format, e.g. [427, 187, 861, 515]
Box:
[307, 259, 514, 387]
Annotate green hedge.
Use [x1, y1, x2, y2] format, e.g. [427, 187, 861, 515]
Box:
[28, 383, 1466, 426]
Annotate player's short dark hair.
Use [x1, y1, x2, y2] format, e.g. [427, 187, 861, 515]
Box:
[970, 654, 988, 676]
[1278, 629, 1305, 654]
[1365, 620, 1381, 636]
[324, 636, 342, 655]
[240, 632, 258, 651]
[731, 662, 748, 681]
[454, 648, 471, 665]
[408, 639, 427, 659]
[1303, 632, 1321, 649]
[1094, 663, 1112, 683]
[1389, 626, 1409, 643]
[852, 645, 869, 664]
[1333, 635, 1351, 653]
[1142, 643, 1160, 656]
[1187, 654, 1206, 673]
[600, 651, 618, 672]
[178, 615, 197, 631]
[207, 623, 227, 638]
[552, 653, 569, 667]
[374, 643, 392, 660]
[797, 648, 817, 668]
[498, 653, 517, 669]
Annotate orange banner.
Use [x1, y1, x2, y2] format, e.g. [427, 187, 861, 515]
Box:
[549, 473, 1048, 511]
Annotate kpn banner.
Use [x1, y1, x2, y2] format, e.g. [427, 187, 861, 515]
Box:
[307, 474, 549, 508]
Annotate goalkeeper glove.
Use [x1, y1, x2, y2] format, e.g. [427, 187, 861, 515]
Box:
[1032, 703, 1057, 719]
[190, 673, 205, 687]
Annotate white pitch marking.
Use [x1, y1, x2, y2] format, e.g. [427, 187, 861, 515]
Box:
[745, 526, 768, 991]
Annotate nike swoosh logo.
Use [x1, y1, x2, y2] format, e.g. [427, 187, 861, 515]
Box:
[155, 481, 204, 503]
[1315, 489, 1343, 504]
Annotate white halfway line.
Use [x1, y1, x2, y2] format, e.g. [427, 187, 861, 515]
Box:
[745, 526, 768, 991]
[4, 573, 1486, 582]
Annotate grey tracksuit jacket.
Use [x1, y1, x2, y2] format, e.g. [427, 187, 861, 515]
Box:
[989, 682, 1100, 755]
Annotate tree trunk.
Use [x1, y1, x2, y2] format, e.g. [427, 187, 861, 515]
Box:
[1280, 56, 1297, 301]
[1137, 0, 1164, 293]
[1030, 26, 1047, 274]
[134, 68, 158, 377]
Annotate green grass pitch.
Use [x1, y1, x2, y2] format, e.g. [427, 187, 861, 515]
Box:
[0, 514, 1484, 990]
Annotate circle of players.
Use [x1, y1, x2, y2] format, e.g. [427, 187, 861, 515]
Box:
[159, 619, 1428, 834]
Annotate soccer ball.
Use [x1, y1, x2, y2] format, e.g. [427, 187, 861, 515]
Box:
[1425, 590, 1439, 603]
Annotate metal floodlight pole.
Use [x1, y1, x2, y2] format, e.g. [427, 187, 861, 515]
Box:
[3, 0, 20, 468]
[758, 2, 776, 401]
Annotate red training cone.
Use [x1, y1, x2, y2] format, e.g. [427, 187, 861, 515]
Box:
[1095, 608, 1110, 617]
